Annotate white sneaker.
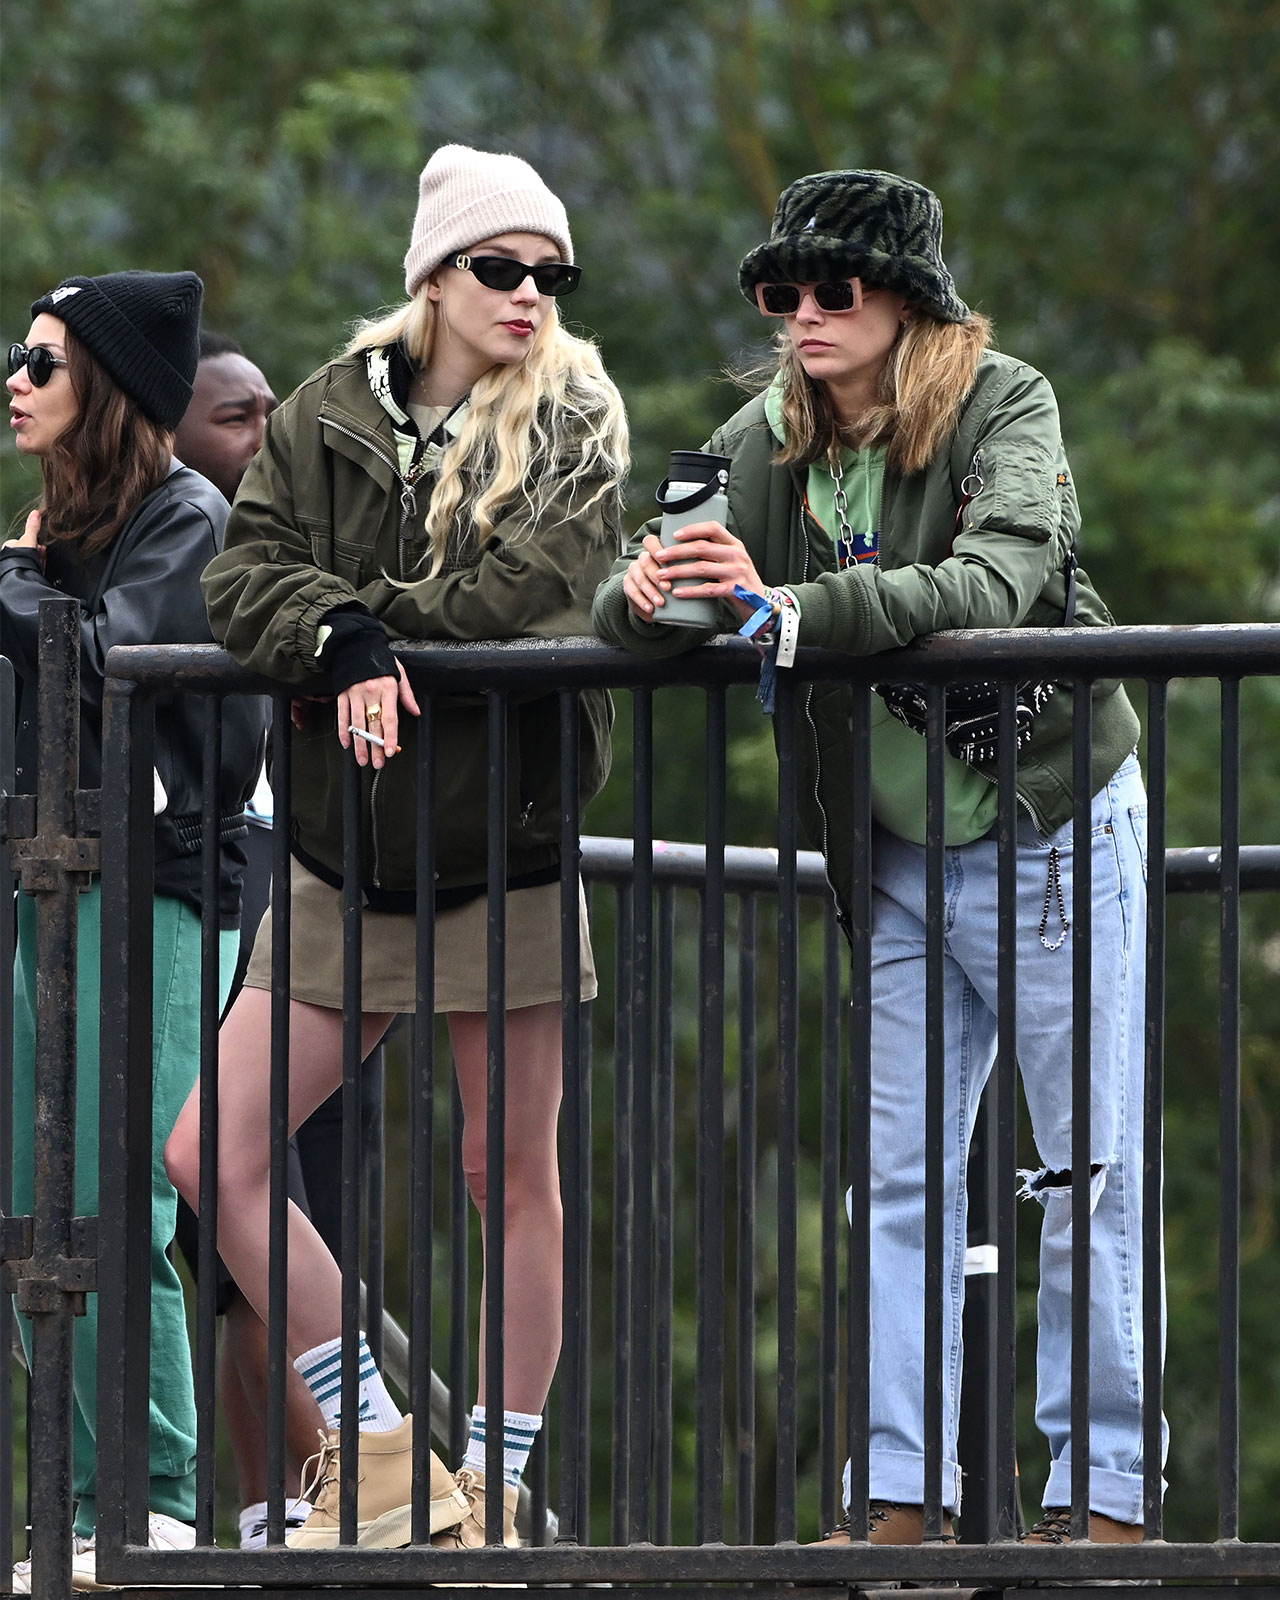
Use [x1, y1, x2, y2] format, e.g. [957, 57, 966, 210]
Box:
[11, 1532, 94, 1593]
[12, 1511, 196, 1592]
[239, 1497, 314, 1549]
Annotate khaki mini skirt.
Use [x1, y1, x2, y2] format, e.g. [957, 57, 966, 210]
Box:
[243, 857, 597, 1014]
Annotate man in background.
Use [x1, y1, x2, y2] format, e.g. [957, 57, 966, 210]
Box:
[173, 332, 323, 1549]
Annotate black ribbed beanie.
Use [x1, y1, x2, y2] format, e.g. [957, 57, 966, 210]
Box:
[29, 270, 204, 429]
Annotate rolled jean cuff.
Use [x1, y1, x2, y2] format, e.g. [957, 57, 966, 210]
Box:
[848, 1447, 963, 1517]
[1042, 1460, 1154, 1527]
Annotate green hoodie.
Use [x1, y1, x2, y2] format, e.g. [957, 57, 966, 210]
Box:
[764, 380, 999, 846]
[593, 349, 1139, 928]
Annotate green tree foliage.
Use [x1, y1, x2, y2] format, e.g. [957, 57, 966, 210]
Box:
[2, 0, 1277, 1549]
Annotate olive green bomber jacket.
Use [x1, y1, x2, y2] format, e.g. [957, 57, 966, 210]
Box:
[203, 352, 620, 900]
[592, 350, 1139, 922]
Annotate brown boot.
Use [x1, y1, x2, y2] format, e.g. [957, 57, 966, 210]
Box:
[812, 1499, 956, 1544]
[286, 1414, 468, 1549]
[1023, 1508, 1149, 1587]
[1023, 1508, 1143, 1544]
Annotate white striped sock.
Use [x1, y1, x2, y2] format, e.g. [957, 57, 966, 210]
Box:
[293, 1333, 403, 1433]
[463, 1403, 543, 1487]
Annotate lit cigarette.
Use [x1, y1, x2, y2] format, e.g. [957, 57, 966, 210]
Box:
[350, 725, 400, 753]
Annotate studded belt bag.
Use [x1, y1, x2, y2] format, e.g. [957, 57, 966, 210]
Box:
[872, 468, 1078, 768]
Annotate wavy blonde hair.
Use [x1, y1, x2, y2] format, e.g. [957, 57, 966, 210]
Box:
[769, 311, 993, 475]
[346, 290, 628, 576]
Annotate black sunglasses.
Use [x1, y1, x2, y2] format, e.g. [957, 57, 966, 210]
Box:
[8, 343, 70, 386]
[454, 254, 582, 297]
[754, 277, 865, 316]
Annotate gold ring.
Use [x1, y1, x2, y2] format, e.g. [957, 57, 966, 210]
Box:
[366, 704, 382, 720]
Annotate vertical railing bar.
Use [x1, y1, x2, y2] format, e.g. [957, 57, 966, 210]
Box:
[0, 657, 13, 1578]
[449, 1072, 469, 1467]
[922, 683, 946, 1540]
[265, 696, 293, 1543]
[557, 688, 585, 1545]
[656, 883, 678, 1546]
[483, 688, 509, 1545]
[1069, 677, 1093, 1539]
[1142, 680, 1168, 1540]
[364, 1046, 386, 1368]
[411, 692, 436, 1544]
[610, 880, 633, 1544]
[774, 678, 799, 1543]
[530, 1414, 550, 1546]
[628, 687, 655, 1542]
[26, 602, 85, 1594]
[122, 687, 156, 1545]
[193, 695, 221, 1545]
[1218, 676, 1242, 1540]
[698, 686, 728, 1543]
[96, 675, 152, 1552]
[577, 919, 594, 1542]
[846, 681, 874, 1538]
[735, 892, 758, 1547]
[338, 740, 364, 1546]
[994, 679, 1020, 1539]
[818, 908, 841, 1534]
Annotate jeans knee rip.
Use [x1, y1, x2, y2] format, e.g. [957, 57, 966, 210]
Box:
[1017, 1162, 1109, 1214]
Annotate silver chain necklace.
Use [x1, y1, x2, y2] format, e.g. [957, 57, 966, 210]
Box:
[829, 457, 877, 567]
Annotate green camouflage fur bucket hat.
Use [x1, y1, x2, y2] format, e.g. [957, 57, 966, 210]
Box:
[738, 168, 970, 323]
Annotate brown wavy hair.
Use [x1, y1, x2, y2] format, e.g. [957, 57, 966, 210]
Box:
[766, 311, 994, 476]
[35, 328, 173, 555]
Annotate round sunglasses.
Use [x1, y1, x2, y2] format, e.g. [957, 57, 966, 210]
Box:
[754, 277, 865, 317]
[454, 254, 582, 298]
[8, 343, 70, 386]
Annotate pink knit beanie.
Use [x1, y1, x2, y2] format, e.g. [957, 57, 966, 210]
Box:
[403, 145, 574, 296]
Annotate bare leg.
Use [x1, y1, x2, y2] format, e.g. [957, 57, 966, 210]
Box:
[220, 1289, 325, 1505]
[165, 986, 394, 1360]
[449, 1001, 564, 1414]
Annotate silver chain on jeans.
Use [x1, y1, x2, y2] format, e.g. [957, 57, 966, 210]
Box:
[1038, 846, 1070, 950]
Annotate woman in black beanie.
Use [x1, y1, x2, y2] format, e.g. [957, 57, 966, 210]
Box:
[3, 270, 265, 1590]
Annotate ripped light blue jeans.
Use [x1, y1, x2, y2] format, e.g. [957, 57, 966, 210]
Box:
[847, 752, 1166, 1522]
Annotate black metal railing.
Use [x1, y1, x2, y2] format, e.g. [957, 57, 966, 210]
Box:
[4, 604, 1280, 1592]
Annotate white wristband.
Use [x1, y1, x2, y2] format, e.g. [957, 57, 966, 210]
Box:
[776, 596, 800, 668]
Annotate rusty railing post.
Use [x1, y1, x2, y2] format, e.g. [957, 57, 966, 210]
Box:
[2, 598, 100, 1599]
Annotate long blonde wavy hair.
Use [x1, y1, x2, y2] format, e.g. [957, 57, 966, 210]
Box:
[769, 310, 993, 475]
[346, 289, 628, 576]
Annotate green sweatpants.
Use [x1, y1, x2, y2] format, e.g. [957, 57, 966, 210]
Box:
[11, 885, 235, 1535]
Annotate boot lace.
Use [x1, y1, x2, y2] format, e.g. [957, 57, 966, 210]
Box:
[453, 1467, 484, 1514]
[1026, 1507, 1074, 1544]
[821, 1500, 956, 1542]
[297, 1429, 341, 1513]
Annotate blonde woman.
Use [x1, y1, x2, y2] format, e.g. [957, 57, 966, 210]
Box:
[166, 145, 628, 1552]
[595, 170, 1159, 1552]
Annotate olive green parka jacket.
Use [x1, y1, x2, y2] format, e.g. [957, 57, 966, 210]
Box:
[203, 352, 620, 903]
[593, 350, 1139, 925]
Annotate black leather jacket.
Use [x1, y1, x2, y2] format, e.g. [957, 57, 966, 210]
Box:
[0, 463, 267, 926]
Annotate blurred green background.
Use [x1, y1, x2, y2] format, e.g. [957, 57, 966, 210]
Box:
[3, 0, 1278, 1553]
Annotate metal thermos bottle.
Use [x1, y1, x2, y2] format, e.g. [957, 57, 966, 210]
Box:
[652, 450, 731, 629]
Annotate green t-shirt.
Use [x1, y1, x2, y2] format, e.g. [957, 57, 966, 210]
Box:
[764, 382, 997, 845]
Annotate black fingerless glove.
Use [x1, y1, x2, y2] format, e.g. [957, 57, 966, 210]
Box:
[317, 604, 398, 694]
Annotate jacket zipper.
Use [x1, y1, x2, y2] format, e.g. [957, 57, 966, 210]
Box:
[320, 413, 427, 887]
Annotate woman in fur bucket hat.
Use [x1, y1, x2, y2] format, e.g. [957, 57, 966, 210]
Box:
[166, 145, 628, 1561]
[3, 270, 266, 1591]
[595, 169, 1160, 1569]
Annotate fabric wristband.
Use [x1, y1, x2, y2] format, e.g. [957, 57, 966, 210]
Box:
[317, 605, 398, 693]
